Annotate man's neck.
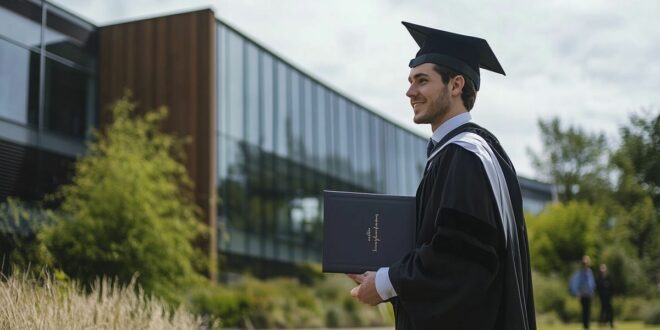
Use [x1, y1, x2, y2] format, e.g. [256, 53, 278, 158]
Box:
[431, 108, 468, 132]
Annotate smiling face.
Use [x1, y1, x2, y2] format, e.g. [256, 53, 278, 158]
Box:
[406, 63, 452, 130]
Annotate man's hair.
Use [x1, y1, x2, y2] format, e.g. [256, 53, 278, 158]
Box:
[432, 65, 477, 111]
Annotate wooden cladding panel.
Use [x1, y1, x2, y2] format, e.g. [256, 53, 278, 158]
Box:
[98, 9, 217, 281]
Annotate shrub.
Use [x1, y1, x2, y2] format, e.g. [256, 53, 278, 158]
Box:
[643, 301, 660, 325]
[40, 96, 205, 303]
[532, 272, 579, 322]
[185, 273, 394, 328]
[0, 199, 53, 274]
[526, 201, 605, 276]
[185, 284, 249, 327]
[600, 244, 651, 296]
[615, 296, 648, 321]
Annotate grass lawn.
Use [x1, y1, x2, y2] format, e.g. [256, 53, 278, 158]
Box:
[539, 322, 660, 330]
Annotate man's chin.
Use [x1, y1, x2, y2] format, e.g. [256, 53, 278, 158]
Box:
[412, 115, 427, 125]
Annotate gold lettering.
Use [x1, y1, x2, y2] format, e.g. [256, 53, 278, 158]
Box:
[372, 214, 380, 252]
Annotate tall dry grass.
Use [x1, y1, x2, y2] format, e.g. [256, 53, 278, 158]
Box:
[0, 272, 217, 329]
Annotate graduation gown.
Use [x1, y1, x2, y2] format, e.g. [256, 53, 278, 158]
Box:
[387, 122, 536, 330]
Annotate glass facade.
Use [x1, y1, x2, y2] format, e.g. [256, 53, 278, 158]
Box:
[0, 0, 96, 202]
[216, 22, 428, 263]
[215, 21, 555, 265]
[0, 0, 96, 140]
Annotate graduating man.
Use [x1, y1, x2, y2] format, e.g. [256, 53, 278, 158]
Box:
[348, 22, 536, 329]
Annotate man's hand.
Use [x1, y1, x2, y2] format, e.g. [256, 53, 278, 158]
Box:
[346, 271, 383, 306]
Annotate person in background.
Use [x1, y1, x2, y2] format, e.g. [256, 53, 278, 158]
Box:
[596, 263, 614, 328]
[570, 255, 596, 330]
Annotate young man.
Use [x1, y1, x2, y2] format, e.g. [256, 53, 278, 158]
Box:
[348, 22, 536, 329]
[570, 256, 597, 329]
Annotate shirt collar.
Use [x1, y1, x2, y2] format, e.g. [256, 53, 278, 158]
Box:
[430, 112, 472, 143]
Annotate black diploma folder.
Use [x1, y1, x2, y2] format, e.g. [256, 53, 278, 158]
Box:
[322, 190, 416, 273]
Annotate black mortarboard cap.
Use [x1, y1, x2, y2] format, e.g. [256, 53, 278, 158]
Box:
[402, 21, 505, 91]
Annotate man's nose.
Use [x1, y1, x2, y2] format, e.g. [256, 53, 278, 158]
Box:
[406, 85, 416, 98]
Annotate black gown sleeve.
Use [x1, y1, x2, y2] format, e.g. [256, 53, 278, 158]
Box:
[388, 145, 504, 329]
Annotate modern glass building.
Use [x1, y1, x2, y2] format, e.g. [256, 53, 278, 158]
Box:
[216, 22, 428, 265]
[1, 2, 555, 279]
[0, 0, 96, 203]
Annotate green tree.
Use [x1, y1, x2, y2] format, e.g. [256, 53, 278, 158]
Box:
[611, 110, 660, 208]
[41, 95, 205, 301]
[526, 201, 606, 275]
[528, 117, 611, 203]
[610, 110, 660, 276]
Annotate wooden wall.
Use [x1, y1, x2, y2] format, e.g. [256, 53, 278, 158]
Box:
[98, 9, 217, 281]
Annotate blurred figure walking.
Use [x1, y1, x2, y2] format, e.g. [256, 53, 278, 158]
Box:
[596, 264, 614, 328]
[570, 256, 596, 329]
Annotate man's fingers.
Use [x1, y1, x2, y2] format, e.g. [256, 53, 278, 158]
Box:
[350, 285, 359, 297]
[347, 273, 365, 284]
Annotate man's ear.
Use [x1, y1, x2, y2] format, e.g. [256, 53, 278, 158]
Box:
[450, 75, 465, 97]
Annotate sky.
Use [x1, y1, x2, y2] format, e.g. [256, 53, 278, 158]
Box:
[51, 0, 660, 178]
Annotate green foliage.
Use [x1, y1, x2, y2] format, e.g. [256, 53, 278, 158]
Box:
[527, 201, 605, 275]
[611, 110, 660, 209]
[0, 199, 53, 274]
[644, 301, 660, 325]
[185, 273, 393, 328]
[616, 296, 650, 321]
[39, 95, 205, 302]
[527, 117, 611, 203]
[533, 272, 580, 322]
[600, 238, 652, 296]
[185, 284, 249, 327]
[610, 110, 660, 274]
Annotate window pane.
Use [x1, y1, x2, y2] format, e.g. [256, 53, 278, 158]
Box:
[371, 117, 384, 192]
[226, 30, 244, 140]
[275, 62, 288, 157]
[216, 24, 228, 135]
[0, 4, 42, 49]
[261, 52, 274, 152]
[336, 97, 348, 181]
[356, 108, 370, 190]
[289, 69, 302, 162]
[397, 130, 407, 194]
[315, 85, 328, 173]
[44, 4, 96, 69]
[345, 103, 356, 184]
[384, 123, 398, 194]
[43, 58, 92, 138]
[302, 77, 314, 167]
[0, 39, 39, 125]
[245, 43, 259, 146]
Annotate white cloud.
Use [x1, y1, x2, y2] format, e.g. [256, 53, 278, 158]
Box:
[52, 0, 660, 178]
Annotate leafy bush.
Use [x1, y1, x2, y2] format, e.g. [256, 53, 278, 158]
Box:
[526, 201, 606, 275]
[0, 199, 53, 274]
[185, 284, 249, 327]
[601, 244, 651, 296]
[533, 272, 580, 322]
[40, 95, 205, 303]
[615, 296, 648, 321]
[185, 273, 393, 328]
[643, 301, 660, 325]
